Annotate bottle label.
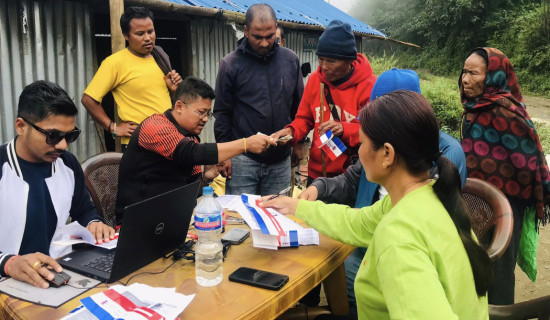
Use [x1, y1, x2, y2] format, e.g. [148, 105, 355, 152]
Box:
[195, 214, 222, 230]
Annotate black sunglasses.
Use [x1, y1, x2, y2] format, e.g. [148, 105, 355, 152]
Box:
[19, 115, 81, 146]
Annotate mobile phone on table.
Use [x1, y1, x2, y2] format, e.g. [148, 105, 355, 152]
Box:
[221, 228, 250, 245]
[229, 267, 289, 290]
[226, 216, 246, 225]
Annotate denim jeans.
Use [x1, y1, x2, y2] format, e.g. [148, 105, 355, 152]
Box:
[225, 154, 291, 196]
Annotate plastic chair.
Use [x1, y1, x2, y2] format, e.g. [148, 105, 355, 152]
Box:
[462, 178, 513, 260]
[489, 295, 550, 319]
[81, 152, 123, 228]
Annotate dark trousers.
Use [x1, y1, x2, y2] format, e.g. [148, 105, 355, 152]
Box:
[300, 176, 322, 306]
[488, 196, 529, 305]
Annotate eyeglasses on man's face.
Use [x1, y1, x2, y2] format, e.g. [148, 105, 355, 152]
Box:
[180, 101, 213, 120]
[19, 115, 81, 146]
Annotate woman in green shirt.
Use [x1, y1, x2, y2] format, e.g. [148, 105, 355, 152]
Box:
[261, 91, 491, 319]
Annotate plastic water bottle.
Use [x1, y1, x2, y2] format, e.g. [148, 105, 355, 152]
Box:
[194, 186, 223, 286]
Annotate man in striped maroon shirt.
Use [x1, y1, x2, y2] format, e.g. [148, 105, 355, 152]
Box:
[115, 77, 276, 226]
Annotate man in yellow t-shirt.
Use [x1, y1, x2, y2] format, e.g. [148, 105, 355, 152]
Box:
[82, 6, 182, 146]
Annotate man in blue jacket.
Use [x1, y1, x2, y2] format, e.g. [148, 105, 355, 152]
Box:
[299, 69, 467, 316]
[214, 3, 304, 196]
[0, 81, 114, 288]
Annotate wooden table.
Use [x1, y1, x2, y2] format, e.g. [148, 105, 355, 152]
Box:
[0, 221, 354, 320]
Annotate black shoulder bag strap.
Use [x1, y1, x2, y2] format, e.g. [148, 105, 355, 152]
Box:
[323, 84, 360, 165]
[323, 85, 340, 121]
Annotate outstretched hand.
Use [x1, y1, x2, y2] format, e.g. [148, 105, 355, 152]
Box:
[259, 195, 299, 216]
[245, 134, 277, 153]
[270, 128, 294, 145]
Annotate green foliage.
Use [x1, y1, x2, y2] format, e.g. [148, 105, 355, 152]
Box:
[534, 121, 550, 153]
[357, 0, 549, 96]
[487, 4, 550, 96]
[369, 59, 463, 139]
[367, 54, 400, 75]
[369, 59, 550, 152]
[418, 72, 463, 139]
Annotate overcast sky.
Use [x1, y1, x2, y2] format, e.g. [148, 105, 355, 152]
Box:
[325, 0, 358, 13]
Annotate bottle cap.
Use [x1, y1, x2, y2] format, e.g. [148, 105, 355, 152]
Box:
[203, 186, 214, 195]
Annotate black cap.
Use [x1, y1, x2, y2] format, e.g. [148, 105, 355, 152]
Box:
[316, 20, 357, 60]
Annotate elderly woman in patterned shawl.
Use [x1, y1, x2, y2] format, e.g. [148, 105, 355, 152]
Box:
[460, 47, 550, 305]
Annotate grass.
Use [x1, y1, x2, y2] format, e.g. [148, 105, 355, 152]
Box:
[368, 57, 550, 151]
[534, 121, 550, 154]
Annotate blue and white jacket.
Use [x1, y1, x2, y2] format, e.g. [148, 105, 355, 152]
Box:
[0, 139, 101, 276]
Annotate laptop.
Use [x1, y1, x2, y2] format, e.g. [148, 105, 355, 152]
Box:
[59, 181, 199, 283]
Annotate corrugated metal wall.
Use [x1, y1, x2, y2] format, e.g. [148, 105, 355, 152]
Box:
[190, 18, 236, 143]
[286, 30, 320, 84]
[189, 19, 323, 143]
[0, 0, 99, 162]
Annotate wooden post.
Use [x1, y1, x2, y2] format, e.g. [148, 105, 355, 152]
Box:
[320, 83, 327, 177]
[109, 0, 125, 152]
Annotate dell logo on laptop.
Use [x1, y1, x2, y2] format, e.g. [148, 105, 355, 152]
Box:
[155, 223, 165, 234]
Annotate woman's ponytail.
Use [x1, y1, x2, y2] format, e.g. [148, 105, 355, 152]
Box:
[433, 155, 493, 296]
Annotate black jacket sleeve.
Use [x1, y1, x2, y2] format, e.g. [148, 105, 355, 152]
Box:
[291, 56, 305, 119]
[311, 160, 362, 207]
[173, 139, 219, 165]
[213, 59, 235, 143]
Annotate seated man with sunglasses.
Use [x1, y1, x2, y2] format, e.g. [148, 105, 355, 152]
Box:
[0, 81, 115, 288]
[116, 77, 276, 225]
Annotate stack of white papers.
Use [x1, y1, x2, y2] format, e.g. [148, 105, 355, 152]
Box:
[228, 194, 319, 250]
[61, 283, 194, 320]
[50, 222, 118, 258]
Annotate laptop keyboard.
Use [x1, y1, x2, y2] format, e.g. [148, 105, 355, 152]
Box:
[83, 251, 115, 273]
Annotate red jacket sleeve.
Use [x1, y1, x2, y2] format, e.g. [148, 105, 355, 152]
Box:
[341, 122, 361, 147]
[286, 74, 319, 146]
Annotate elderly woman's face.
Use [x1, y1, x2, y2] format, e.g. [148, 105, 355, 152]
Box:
[318, 56, 352, 83]
[461, 53, 487, 99]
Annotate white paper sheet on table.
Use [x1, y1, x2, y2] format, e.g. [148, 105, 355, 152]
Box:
[233, 194, 319, 250]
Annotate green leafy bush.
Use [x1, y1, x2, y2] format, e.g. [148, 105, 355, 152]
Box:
[487, 4, 550, 97]
[369, 58, 463, 138]
[368, 54, 400, 75]
[362, 2, 549, 97]
[369, 59, 550, 151]
[418, 72, 462, 139]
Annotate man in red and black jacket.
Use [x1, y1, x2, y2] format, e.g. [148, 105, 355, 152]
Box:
[273, 20, 377, 184]
[116, 77, 276, 225]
